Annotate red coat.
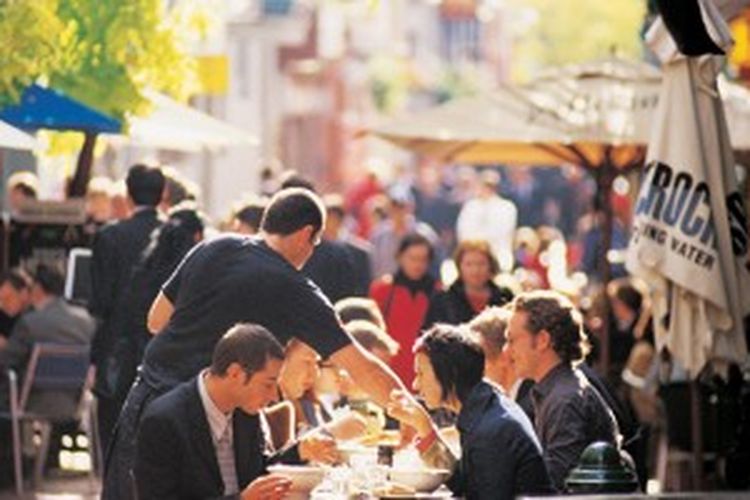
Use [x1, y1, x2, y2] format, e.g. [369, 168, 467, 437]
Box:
[369, 276, 439, 389]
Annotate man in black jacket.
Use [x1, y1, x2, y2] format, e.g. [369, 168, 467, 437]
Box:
[135, 323, 302, 500]
[89, 164, 164, 453]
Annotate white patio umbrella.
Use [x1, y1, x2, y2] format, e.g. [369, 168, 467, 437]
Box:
[626, 1, 750, 378]
[0, 119, 40, 151]
[107, 90, 258, 152]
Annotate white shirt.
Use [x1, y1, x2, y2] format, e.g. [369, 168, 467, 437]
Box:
[197, 370, 238, 494]
[509, 377, 524, 401]
[456, 195, 518, 272]
[197, 370, 233, 444]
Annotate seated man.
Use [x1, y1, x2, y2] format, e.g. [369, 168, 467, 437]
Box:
[468, 305, 535, 421]
[0, 265, 94, 415]
[135, 323, 338, 500]
[506, 290, 621, 491]
[387, 324, 552, 500]
[0, 268, 32, 345]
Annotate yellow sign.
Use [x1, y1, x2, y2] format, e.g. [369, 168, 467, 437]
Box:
[196, 55, 228, 95]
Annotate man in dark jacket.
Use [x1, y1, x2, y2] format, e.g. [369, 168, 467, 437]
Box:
[135, 323, 334, 500]
[506, 290, 621, 491]
[89, 164, 164, 453]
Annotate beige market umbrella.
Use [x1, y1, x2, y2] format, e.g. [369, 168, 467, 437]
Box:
[371, 55, 750, 373]
[371, 84, 589, 165]
[371, 62, 658, 374]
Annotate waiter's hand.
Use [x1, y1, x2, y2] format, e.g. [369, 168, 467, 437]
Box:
[325, 411, 368, 440]
[299, 432, 339, 464]
[240, 474, 292, 500]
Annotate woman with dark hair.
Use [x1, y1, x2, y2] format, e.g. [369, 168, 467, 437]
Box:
[423, 239, 513, 328]
[369, 232, 440, 387]
[113, 204, 205, 406]
[387, 324, 552, 499]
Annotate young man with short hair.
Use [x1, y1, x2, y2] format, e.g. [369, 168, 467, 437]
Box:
[136, 323, 311, 500]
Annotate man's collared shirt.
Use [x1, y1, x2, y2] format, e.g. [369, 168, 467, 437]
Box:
[197, 370, 237, 494]
[197, 370, 233, 444]
[531, 363, 620, 491]
[509, 377, 523, 401]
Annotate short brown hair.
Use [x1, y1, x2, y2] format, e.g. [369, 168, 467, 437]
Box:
[345, 320, 399, 356]
[210, 323, 284, 378]
[261, 187, 325, 238]
[512, 290, 590, 364]
[453, 239, 499, 277]
[334, 297, 386, 330]
[468, 305, 510, 359]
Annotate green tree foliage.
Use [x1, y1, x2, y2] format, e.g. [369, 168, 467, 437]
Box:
[0, 0, 72, 105]
[0, 0, 195, 120]
[508, 0, 647, 81]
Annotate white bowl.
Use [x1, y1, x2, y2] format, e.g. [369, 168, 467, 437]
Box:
[266, 464, 325, 492]
[338, 443, 377, 464]
[388, 468, 450, 493]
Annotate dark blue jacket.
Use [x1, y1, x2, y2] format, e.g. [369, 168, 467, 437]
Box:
[450, 381, 552, 499]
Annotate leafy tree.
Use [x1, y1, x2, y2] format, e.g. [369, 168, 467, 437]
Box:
[0, 0, 197, 195]
[0, 0, 73, 105]
[508, 0, 647, 82]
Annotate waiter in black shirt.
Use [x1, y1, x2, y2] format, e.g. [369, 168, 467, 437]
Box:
[103, 187, 419, 500]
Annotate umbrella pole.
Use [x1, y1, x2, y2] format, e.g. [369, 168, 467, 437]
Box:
[595, 157, 615, 379]
[0, 153, 7, 274]
[67, 131, 98, 198]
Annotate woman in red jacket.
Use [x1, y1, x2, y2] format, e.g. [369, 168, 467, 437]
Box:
[369, 232, 440, 388]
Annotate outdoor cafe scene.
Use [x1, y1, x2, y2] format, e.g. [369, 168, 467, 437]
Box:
[2, 0, 750, 499]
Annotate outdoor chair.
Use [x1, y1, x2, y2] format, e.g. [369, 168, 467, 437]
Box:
[0, 343, 99, 496]
[656, 382, 724, 490]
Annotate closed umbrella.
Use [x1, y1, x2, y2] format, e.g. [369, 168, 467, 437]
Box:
[627, 0, 750, 378]
[626, 2, 750, 487]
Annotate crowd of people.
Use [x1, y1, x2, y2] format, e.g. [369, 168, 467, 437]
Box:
[0, 160, 745, 498]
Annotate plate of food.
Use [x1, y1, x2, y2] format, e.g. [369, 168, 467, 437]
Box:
[358, 429, 401, 447]
[373, 482, 452, 499]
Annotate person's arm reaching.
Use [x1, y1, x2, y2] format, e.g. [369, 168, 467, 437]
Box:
[329, 342, 407, 408]
[147, 291, 173, 335]
[386, 389, 457, 472]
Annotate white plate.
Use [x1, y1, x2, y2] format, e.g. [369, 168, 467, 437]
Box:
[378, 490, 453, 499]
